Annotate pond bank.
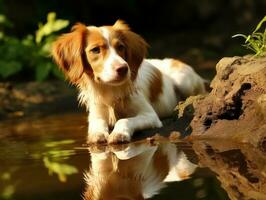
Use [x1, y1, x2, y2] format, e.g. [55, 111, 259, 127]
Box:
[0, 81, 80, 120]
[180, 56, 266, 149]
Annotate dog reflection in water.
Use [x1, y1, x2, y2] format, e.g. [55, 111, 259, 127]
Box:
[83, 142, 197, 200]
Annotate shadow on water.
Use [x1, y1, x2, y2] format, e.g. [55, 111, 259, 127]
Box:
[0, 112, 266, 200]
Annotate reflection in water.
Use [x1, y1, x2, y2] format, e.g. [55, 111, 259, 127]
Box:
[84, 142, 197, 200]
[1, 113, 265, 199]
[192, 141, 266, 200]
[43, 156, 78, 182]
[0, 113, 88, 200]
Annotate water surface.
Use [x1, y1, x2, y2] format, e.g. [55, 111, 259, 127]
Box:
[1, 112, 265, 200]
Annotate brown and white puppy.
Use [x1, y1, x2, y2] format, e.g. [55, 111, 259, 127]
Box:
[52, 20, 206, 143]
[83, 142, 197, 200]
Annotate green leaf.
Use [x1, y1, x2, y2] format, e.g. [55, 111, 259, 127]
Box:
[0, 31, 4, 40]
[35, 12, 69, 43]
[43, 157, 78, 182]
[0, 14, 13, 28]
[245, 35, 251, 43]
[21, 34, 34, 46]
[232, 15, 266, 57]
[253, 15, 266, 33]
[232, 34, 248, 39]
[40, 39, 53, 55]
[51, 65, 64, 80]
[45, 150, 76, 158]
[35, 62, 52, 81]
[1, 185, 15, 199]
[0, 61, 22, 78]
[45, 140, 75, 148]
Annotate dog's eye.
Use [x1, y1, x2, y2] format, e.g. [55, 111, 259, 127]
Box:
[90, 47, 101, 54]
[116, 44, 125, 52]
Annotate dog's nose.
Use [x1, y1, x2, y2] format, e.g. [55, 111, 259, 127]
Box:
[116, 65, 128, 77]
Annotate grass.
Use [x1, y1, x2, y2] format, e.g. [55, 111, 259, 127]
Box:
[232, 15, 266, 57]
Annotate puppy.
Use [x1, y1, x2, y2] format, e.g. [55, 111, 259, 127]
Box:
[52, 20, 206, 143]
[84, 142, 197, 200]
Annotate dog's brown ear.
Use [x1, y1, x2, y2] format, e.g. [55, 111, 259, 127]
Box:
[114, 20, 148, 80]
[52, 23, 89, 83]
[124, 30, 148, 80]
[113, 19, 130, 31]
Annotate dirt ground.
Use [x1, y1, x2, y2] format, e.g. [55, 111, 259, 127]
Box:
[0, 81, 80, 120]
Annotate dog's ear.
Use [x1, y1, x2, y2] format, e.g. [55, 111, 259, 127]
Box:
[113, 20, 148, 80]
[113, 19, 130, 31]
[52, 23, 90, 84]
[124, 31, 148, 80]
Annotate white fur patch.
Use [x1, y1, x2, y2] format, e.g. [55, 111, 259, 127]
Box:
[99, 27, 128, 83]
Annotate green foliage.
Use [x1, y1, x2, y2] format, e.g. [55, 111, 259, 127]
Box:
[0, 12, 69, 81]
[233, 15, 266, 57]
[36, 12, 69, 44]
[45, 139, 75, 148]
[42, 139, 78, 182]
[43, 157, 78, 182]
[0, 14, 11, 42]
[1, 185, 15, 199]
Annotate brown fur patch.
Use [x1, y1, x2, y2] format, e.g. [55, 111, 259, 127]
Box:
[171, 59, 186, 69]
[178, 171, 191, 180]
[112, 21, 148, 80]
[153, 146, 169, 178]
[100, 27, 128, 64]
[113, 19, 130, 31]
[52, 23, 89, 84]
[149, 68, 163, 102]
[85, 28, 110, 78]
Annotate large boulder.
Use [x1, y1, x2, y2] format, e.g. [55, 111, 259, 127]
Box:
[189, 56, 266, 148]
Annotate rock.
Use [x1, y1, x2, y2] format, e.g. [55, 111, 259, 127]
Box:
[187, 56, 266, 147]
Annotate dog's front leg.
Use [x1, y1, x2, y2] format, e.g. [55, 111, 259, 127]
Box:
[108, 96, 162, 144]
[88, 103, 109, 143]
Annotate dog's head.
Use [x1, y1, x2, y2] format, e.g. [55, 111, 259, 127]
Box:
[52, 20, 147, 86]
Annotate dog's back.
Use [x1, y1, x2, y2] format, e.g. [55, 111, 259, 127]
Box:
[134, 58, 206, 118]
[146, 58, 206, 97]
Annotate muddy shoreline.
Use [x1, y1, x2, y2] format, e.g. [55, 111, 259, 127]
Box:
[0, 81, 82, 120]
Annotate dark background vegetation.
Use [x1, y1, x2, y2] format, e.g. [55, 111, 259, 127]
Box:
[0, 0, 266, 81]
[3, 0, 266, 36]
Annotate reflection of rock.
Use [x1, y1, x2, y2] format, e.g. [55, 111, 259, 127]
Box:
[192, 140, 266, 200]
[84, 142, 197, 200]
[187, 56, 266, 147]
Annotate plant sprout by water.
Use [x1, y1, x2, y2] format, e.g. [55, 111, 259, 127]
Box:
[233, 15, 266, 57]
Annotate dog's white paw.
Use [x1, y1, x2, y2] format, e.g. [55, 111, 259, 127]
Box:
[87, 132, 109, 144]
[108, 132, 131, 144]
